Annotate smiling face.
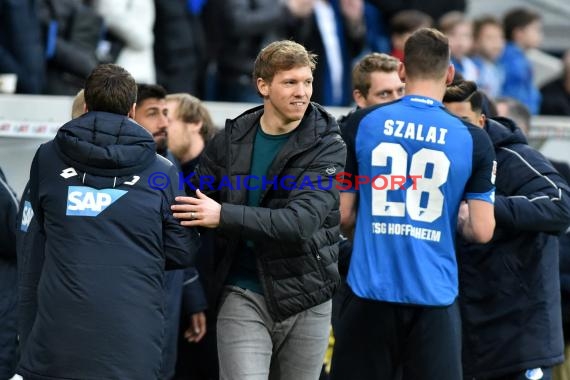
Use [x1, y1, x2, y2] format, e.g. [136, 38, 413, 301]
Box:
[135, 97, 169, 153]
[257, 65, 313, 126]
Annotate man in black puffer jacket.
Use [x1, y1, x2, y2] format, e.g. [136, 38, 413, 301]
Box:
[17, 64, 200, 380]
[173, 40, 346, 380]
[444, 81, 570, 380]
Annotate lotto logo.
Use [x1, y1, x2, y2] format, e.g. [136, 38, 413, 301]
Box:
[66, 186, 127, 217]
[21, 201, 34, 232]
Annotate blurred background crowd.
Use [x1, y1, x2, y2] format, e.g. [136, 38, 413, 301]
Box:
[2, 0, 570, 116]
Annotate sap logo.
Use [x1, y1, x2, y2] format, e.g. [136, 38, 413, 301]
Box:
[66, 186, 127, 217]
[20, 201, 34, 232]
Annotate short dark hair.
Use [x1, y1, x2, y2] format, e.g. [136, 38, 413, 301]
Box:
[136, 83, 167, 107]
[253, 40, 317, 93]
[390, 10, 433, 35]
[352, 53, 399, 95]
[84, 64, 137, 115]
[443, 80, 483, 114]
[503, 7, 540, 41]
[404, 28, 450, 80]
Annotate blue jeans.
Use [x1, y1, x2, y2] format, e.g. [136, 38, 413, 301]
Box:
[217, 286, 331, 380]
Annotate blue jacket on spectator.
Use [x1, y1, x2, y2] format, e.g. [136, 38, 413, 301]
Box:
[458, 117, 570, 379]
[0, 0, 45, 93]
[499, 42, 541, 114]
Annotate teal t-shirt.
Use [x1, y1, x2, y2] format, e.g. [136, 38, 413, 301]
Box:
[226, 123, 292, 293]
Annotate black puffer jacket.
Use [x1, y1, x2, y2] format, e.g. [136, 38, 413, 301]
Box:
[18, 111, 199, 380]
[194, 103, 346, 321]
[458, 118, 570, 379]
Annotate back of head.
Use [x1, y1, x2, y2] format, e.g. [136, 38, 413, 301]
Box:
[443, 80, 484, 114]
[166, 93, 216, 142]
[253, 40, 317, 89]
[352, 53, 399, 94]
[136, 84, 167, 106]
[503, 7, 540, 41]
[84, 64, 137, 115]
[404, 28, 450, 81]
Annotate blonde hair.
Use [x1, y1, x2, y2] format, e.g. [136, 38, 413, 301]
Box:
[166, 93, 216, 142]
[71, 89, 85, 118]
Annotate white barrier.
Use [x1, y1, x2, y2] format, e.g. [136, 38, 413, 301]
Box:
[1, 94, 569, 196]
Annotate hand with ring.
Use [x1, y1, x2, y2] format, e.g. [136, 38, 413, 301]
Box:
[172, 189, 221, 228]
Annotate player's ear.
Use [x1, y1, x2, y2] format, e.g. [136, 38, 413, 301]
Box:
[353, 89, 367, 109]
[128, 103, 136, 119]
[398, 62, 406, 82]
[445, 64, 455, 85]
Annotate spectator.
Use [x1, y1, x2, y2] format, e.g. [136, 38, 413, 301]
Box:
[499, 7, 543, 115]
[294, 0, 366, 106]
[472, 15, 505, 98]
[444, 80, 569, 380]
[541, 49, 570, 116]
[0, 0, 45, 93]
[388, 9, 433, 62]
[172, 40, 346, 380]
[17, 64, 199, 380]
[331, 28, 496, 380]
[134, 84, 208, 380]
[367, 0, 465, 28]
[216, 0, 316, 103]
[93, 0, 156, 83]
[154, 0, 208, 97]
[439, 11, 478, 82]
[37, 0, 103, 95]
[0, 168, 18, 380]
[496, 96, 532, 134]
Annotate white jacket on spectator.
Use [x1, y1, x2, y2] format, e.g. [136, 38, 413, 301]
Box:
[93, 0, 156, 83]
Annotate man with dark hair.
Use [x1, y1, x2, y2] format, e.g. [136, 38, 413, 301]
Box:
[17, 63, 199, 380]
[172, 39, 346, 380]
[133, 83, 208, 380]
[444, 80, 570, 380]
[499, 7, 542, 114]
[330, 28, 496, 380]
[135, 84, 170, 155]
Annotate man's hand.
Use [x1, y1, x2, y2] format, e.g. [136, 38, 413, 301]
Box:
[172, 189, 221, 228]
[184, 312, 206, 343]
